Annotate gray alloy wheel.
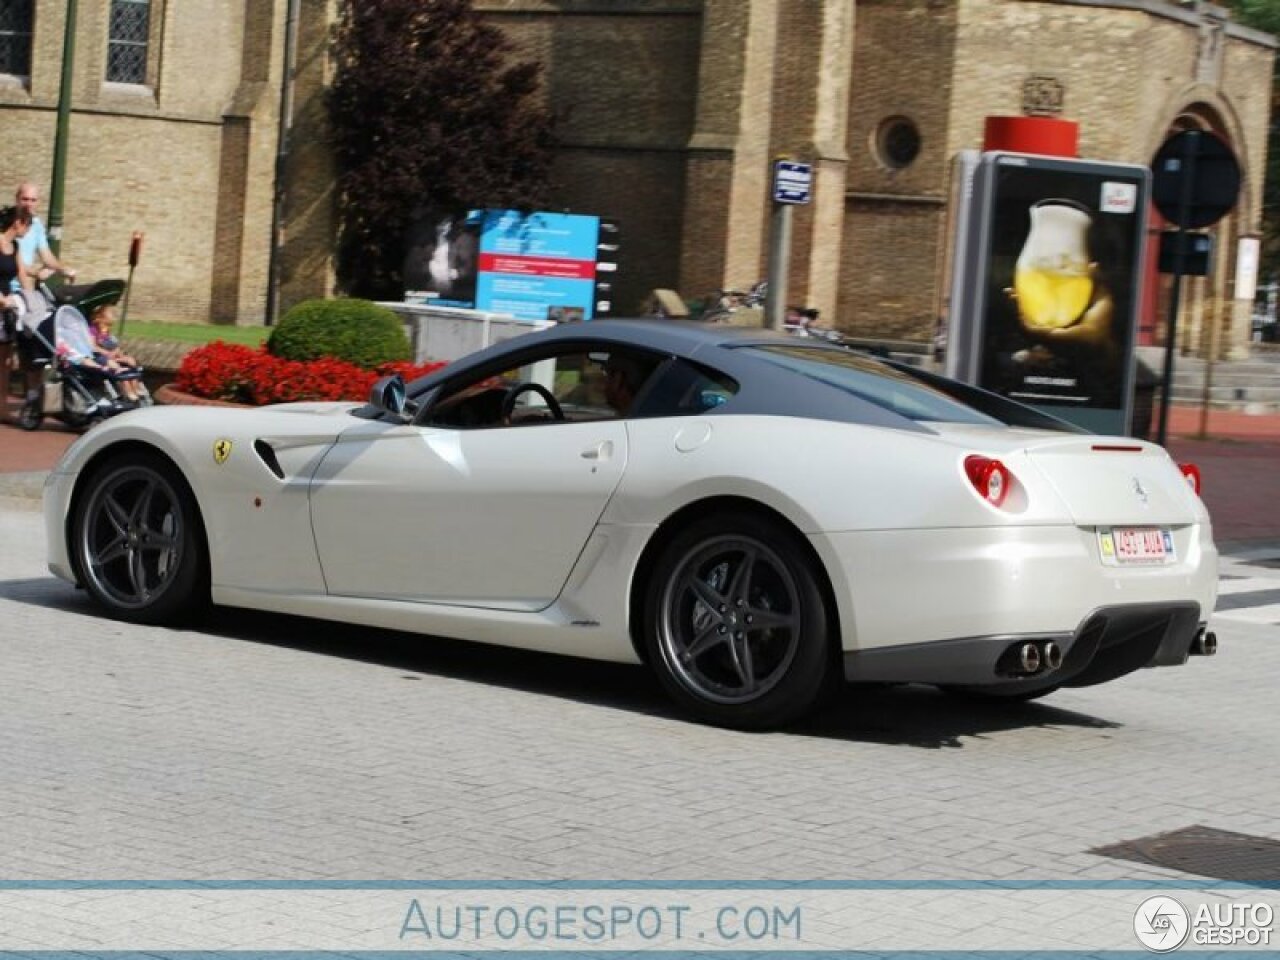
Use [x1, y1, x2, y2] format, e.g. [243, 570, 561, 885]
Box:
[658, 534, 802, 704]
[644, 512, 832, 728]
[73, 455, 206, 623]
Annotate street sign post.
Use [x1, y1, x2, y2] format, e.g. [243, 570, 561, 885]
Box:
[1150, 130, 1242, 445]
[767, 161, 814, 329]
[773, 161, 813, 204]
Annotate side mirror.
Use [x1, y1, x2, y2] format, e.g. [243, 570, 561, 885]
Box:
[369, 374, 407, 418]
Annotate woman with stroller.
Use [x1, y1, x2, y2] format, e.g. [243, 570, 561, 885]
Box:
[0, 205, 32, 420]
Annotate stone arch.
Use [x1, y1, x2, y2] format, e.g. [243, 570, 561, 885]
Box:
[1148, 84, 1254, 222]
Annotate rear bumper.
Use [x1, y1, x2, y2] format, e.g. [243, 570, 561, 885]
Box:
[843, 601, 1209, 691]
[810, 524, 1218, 653]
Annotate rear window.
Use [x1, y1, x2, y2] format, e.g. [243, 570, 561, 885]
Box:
[742, 345, 1002, 426]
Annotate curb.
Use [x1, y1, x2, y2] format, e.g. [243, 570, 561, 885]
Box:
[0, 471, 48, 504]
[154, 384, 250, 408]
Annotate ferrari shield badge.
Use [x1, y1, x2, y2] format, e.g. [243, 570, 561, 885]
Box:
[213, 439, 233, 464]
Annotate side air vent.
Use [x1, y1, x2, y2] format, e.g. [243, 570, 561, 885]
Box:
[253, 439, 285, 479]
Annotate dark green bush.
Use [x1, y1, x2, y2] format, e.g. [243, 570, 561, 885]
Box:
[267, 298, 410, 369]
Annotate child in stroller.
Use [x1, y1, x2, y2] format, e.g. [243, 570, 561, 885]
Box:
[16, 278, 150, 430]
[90, 304, 140, 378]
[61, 303, 145, 405]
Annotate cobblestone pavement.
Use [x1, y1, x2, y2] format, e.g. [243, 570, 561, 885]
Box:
[2, 500, 1278, 890]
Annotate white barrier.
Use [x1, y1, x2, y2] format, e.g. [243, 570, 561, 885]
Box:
[377, 302, 553, 364]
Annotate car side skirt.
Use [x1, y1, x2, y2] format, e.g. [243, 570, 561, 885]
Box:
[213, 586, 646, 664]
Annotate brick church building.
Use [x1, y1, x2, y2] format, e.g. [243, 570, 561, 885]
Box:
[0, 0, 1272, 356]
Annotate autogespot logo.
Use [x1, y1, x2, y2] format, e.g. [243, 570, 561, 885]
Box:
[1134, 896, 1191, 952]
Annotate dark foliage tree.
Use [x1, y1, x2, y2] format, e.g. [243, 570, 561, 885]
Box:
[327, 0, 554, 299]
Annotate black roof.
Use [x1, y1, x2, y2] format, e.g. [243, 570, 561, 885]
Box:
[381, 317, 1077, 435]
[400, 318, 937, 433]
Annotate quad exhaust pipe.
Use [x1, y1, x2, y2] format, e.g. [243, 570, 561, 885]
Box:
[1005, 640, 1063, 677]
[1190, 630, 1217, 657]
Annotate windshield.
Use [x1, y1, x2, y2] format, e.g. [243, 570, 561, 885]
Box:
[742, 345, 1003, 426]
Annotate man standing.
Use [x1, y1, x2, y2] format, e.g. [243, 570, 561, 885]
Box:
[13, 182, 76, 288]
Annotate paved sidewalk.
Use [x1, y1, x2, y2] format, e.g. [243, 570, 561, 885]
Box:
[2, 401, 1278, 545]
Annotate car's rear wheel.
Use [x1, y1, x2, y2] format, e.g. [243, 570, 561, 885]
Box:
[72, 453, 207, 625]
[643, 512, 833, 729]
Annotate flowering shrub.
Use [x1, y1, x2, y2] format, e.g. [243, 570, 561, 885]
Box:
[174, 342, 446, 405]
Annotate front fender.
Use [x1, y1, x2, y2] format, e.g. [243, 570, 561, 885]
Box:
[51, 406, 349, 597]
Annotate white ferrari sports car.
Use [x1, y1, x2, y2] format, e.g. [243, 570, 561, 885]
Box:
[44, 320, 1218, 728]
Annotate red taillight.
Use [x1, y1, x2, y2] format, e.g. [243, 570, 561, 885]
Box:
[964, 455, 1012, 507]
[1179, 462, 1202, 495]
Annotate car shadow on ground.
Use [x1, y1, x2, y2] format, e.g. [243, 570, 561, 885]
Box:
[6, 576, 1119, 748]
[795, 683, 1119, 748]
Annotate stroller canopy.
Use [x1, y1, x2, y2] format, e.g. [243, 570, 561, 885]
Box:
[54, 306, 98, 363]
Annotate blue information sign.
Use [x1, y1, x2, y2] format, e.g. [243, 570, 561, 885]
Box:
[773, 161, 813, 205]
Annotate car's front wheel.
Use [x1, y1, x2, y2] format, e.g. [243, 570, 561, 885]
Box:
[643, 512, 834, 729]
[71, 452, 208, 625]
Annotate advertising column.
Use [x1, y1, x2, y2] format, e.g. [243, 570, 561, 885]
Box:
[955, 153, 1150, 436]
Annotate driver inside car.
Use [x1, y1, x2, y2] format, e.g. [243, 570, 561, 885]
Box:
[602, 353, 651, 417]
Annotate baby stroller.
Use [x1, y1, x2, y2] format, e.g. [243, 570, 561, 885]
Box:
[16, 278, 151, 431]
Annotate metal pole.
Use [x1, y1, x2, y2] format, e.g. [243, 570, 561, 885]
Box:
[1156, 132, 1200, 447]
[47, 0, 79, 258]
[118, 263, 137, 336]
[766, 202, 792, 331]
[265, 0, 301, 326]
[1197, 281, 1220, 440]
[118, 232, 142, 336]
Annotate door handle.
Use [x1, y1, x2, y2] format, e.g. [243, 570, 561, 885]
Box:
[581, 440, 614, 461]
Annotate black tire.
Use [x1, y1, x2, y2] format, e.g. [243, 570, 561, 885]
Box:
[71, 452, 208, 625]
[642, 511, 833, 729]
[17, 397, 41, 431]
[938, 683, 1061, 704]
[61, 384, 94, 429]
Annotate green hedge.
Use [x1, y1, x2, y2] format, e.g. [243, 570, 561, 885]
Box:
[267, 298, 410, 369]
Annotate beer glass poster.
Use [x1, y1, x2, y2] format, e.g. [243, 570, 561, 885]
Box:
[975, 155, 1148, 428]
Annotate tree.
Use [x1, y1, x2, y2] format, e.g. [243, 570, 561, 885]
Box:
[327, 0, 554, 299]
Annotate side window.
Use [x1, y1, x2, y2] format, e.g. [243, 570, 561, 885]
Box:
[0, 0, 33, 77]
[422, 346, 664, 429]
[638, 359, 739, 418]
[106, 0, 153, 85]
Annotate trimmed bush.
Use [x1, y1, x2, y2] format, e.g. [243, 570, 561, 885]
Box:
[268, 298, 410, 369]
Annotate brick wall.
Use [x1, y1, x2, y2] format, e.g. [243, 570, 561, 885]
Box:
[0, 0, 279, 325]
[490, 1, 703, 314]
[840, 0, 958, 340]
[2, 0, 1271, 352]
[947, 0, 1274, 357]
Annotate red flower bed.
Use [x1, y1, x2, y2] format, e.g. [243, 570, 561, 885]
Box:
[174, 342, 446, 405]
